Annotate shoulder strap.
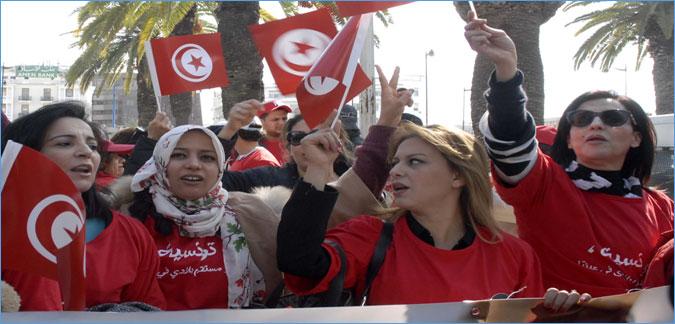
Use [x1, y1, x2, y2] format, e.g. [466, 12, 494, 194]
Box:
[359, 221, 394, 306]
[322, 240, 348, 306]
[262, 240, 348, 308]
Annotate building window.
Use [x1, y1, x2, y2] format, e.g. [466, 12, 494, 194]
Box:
[42, 88, 52, 101]
[20, 88, 30, 101]
[21, 104, 29, 114]
[66, 88, 74, 97]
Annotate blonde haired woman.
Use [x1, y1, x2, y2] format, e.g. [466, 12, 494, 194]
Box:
[277, 122, 545, 304]
[276, 66, 590, 311]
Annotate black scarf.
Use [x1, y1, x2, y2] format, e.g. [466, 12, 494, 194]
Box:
[565, 160, 642, 198]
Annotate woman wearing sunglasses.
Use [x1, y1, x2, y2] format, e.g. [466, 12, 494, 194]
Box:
[464, 12, 673, 297]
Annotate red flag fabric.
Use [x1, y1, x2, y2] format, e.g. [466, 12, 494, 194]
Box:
[249, 9, 337, 95]
[336, 1, 409, 17]
[296, 14, 373, 129]
[145, 33, 229, 96]
[1, 141, 86, 310]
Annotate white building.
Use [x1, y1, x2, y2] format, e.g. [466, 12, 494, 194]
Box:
[2, 65, 91, 121]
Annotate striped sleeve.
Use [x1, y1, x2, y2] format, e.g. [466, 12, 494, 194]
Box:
[479, 70, 538, 184]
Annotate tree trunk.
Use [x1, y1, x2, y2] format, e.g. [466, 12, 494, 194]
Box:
[169, 5, 197, 126]
[455, 2, 562, 136]
[137, 56, 158, 128]
[645, 5, 674, 115]
[215, 2, 263, 118]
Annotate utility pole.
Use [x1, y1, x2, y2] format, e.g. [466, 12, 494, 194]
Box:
[424, 49, 434, 125]
[358, 18, 376, 135]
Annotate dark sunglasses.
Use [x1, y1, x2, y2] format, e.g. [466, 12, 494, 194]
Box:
[566, 109, 636, 128]
[286, 129, 318, 146]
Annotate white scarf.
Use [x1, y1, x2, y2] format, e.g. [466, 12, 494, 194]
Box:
[131, 125, 265, 307]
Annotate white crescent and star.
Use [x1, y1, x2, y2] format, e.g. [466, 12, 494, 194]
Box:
[273, 28, 331, 76]
[171, 43, 213, 83]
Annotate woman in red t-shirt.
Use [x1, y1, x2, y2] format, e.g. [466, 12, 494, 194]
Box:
[128, 125, 280, 310]
[1, 101, 165, 310]
[464, 11, 673, 296]
[277, 67, 586, 311]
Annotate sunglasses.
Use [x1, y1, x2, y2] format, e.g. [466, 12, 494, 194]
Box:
[286, 129, 318, 146]
[566, 109, 636, 128]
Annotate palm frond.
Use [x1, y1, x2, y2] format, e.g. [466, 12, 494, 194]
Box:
[566, 2, 668, 71]
[259, 8, 277, 22]
[279, 1, 299, 17]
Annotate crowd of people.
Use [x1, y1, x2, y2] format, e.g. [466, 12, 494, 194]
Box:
[1, 11, 671, 318]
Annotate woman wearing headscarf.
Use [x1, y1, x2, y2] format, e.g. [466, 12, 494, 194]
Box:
[128, 125, 279, 310]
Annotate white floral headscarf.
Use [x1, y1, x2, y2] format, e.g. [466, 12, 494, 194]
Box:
[131, 125, 264, 307]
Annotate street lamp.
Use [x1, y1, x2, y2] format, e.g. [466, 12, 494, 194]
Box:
[424, 49, 434, 125]
[615, 63, 628, 96]
[462, 88, 471, 131]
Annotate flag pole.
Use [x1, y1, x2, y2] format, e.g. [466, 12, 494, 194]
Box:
[144, 40, 163, 113]
[330, 13, 374, 129]
[468, 1, 478, 18]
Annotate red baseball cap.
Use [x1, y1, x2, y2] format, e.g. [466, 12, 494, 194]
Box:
[535, 125, 557, 146]
[103, 140, 135, 155]
[258, 101, 292, 117]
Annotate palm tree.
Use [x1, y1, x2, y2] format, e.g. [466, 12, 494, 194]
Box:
[67, 2, 214, 126]
[454, 2, 562, 136]
[564, 2, 673, 115]
[214, 2, 264, 117]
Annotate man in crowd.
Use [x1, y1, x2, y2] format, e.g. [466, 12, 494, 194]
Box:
[258, 100, 292, 164]
[339, 104, 363, 147]
[226, 116, 280, 171]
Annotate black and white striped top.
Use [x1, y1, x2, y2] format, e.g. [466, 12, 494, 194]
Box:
[478, 70, 538, 184]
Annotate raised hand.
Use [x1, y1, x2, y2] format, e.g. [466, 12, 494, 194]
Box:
[147, 111, 172, 140]
[376, 65, 409, 127]
[219, 99, 263, 140]
[463, 10, 517, 81]
[301, 110, 343, 190]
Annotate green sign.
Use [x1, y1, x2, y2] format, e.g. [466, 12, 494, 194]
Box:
[16, 65, 59, 79]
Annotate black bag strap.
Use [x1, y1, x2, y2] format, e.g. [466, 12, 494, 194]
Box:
[264, 224, 392, 308]
[359, 221, 394, 306]
[321, 240, 348, 306]
[263, 280, 286, 308]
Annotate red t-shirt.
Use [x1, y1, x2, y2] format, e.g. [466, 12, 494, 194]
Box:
[261, 138, 287, 165]
[494, 151, 674, 297]
[2, 270, 63, 311]
[86, 211, 166, 309]
[3, 211, 165, 310]
[227, 147, 280, 172]
[285, 215, 544, 304]
[144, 218, 229, 310]
[641, 230, 673, 288]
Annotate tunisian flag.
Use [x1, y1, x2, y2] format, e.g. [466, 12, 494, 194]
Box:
[336, 2, 409, 17]
[145, 33, 229, 96]
[1, 141, 86, 310]
[296, 14, 373, 129]
[249, 9, 337, 95]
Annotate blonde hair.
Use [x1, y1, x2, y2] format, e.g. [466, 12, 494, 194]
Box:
[385, 123, 501, 243]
